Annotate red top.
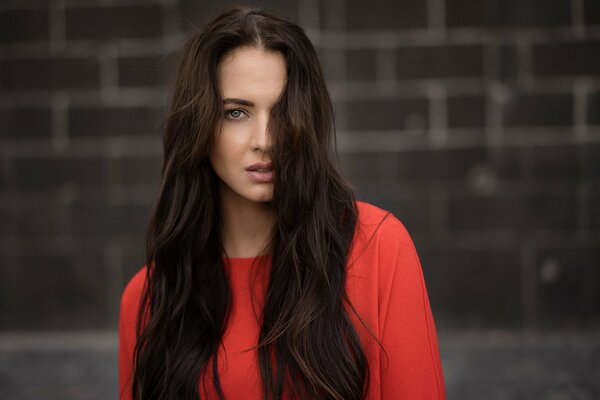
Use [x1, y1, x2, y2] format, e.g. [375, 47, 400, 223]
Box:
[119, 201, 446, 399]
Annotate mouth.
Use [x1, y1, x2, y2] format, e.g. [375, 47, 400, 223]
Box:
[245, 162, 273, 172]
[245, 163, 274, 183]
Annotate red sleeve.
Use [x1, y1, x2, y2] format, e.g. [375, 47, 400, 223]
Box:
[377, 214, 446, 399]
[118, 267, 147, 400]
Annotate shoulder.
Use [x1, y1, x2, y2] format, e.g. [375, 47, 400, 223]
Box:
[353, 201, 426, 302]
[119, 266, 148, 325]
[355, 200, 413, 249]
[348, 202, 425, 324]
[350, 201, 420, 283]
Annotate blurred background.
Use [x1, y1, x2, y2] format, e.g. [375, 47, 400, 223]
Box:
[0, 0, 598, 398]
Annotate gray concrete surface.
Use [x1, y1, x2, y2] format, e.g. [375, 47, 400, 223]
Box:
[0, 330, 598, 399]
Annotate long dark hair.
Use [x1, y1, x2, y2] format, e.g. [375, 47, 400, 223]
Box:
[131, 7, 367, 399]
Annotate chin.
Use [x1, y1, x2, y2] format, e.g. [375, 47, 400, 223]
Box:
[225, 185, 271, 204]
[247, 189, 274, 203]
[251, 193, 273, 203]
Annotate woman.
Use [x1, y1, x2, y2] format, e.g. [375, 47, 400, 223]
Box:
[119, 7, 446, 400]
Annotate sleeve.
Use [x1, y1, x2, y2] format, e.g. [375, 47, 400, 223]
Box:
[118, 268, 147, 400]
[377, 214, 446, 399]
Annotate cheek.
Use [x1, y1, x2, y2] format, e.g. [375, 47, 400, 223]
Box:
[210, 132, 241, 170]
[220, 127, 246, 153]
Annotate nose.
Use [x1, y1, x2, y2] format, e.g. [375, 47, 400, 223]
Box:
[252, 114, 271, 153]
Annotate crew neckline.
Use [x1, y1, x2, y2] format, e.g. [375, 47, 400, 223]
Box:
[222, 253, 271, 266]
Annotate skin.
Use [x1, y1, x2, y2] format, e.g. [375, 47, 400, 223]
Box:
[209, 46, 287, 258]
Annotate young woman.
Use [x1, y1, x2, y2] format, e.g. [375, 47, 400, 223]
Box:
[119, 7, 446, 400]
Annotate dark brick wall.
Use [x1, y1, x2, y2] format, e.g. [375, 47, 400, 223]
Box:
[0, 0, 598, 332]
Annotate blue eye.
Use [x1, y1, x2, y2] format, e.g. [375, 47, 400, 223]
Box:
[225, 109, 245, 119]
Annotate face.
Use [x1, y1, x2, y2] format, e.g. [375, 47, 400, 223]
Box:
[209, 46, 286, 205]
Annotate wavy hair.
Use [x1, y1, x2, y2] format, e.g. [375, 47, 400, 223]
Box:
[131, 7, 367, 399]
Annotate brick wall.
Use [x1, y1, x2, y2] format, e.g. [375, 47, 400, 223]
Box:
[0, 0, 598, 331]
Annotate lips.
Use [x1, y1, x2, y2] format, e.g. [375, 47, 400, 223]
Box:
[245, 162, 273, 172]
[245, 162, 274, 183]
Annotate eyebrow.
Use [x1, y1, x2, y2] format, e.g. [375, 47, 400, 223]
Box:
[223, 98, 254, 107]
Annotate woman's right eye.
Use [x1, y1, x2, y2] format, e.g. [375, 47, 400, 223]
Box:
[224, 109, 246, 120]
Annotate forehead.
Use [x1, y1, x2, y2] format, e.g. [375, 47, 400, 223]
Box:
[217, 47, 287, 103]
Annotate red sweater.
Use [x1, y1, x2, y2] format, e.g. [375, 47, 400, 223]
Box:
[119, 201, 446, 399]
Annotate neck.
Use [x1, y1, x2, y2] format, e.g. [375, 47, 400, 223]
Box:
[219, 190, 275, 258]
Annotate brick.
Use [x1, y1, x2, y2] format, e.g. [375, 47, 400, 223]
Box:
[345, 49, 377, 81]
[448, 195, 502, 231]
[448, 96, 486, 128]
[14, 157, 107, 188]
[0, 8, 50, 43]
[376, 198, 431, 234]
[350, 178, 429, 207]
[72, 203, 151, 236]
[317, 48, 342, 82]
[118, 55, 175, 87]
[318, 0, 343, 30]
[339, 153, 386, 181]
[343, 179, 431, 234]
[585, 143, 600, 176]
[179, 0, 299, 31]
[343, 0, 427, 30]
[533, 41, 600, 76]
[500, 93, 573, 127]
[69, 106, 164, 137]
[338, 151, 389, 182]
[447, 192, 578, 230]
[0, 252, 107, 329]
[0, 203, 61, 236]
[340, 147, 489, 181]
[396, 45, 484, 80]
[65, 5, 163, 41]
[588, 91, 600, 125]
[591, 184, 600, 229]
[586, 144, 600, 177]
[0, 107, 52, 138]
[584, 0, 600, 25]
[429, 147, 488, 180]
[346, 98, 428, 130]
[526, 144, 590, 179]
[0, 57, 100, 90]
[420, 247, 522, 328]
[117, 156, 161, 186]
[0, 161, 9, 188]
[526, 195, 578, 229]
[446, 0, 482, 27]
[446, 0, 571, 28]
[535, 246, 600, 328]
[488, 146, 524, 179]
[497, 45, 518, 82]
[121, 248, 146, 288]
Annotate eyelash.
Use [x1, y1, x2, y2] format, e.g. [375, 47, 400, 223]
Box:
[224, 108, 248, 120]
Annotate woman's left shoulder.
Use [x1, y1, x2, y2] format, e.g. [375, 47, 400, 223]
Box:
[355, 200, 414, 246]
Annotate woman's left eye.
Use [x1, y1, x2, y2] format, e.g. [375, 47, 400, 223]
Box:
[225, 109, 246, 119]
